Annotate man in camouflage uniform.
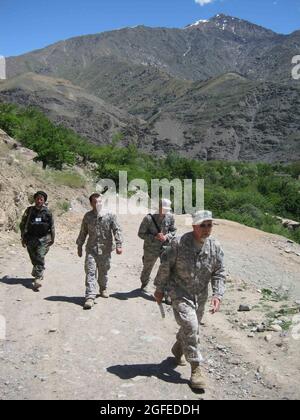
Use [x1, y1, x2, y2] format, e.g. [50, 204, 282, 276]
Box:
[76, 193, 123, 310]
[154, 210, 226, 390]
[138, 199, 177, 293]
[20, 191, 55, 291]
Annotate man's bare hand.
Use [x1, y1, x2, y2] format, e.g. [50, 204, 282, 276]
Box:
[154, 290, 164, 305]
[155, 233, 167, 243]
[21, 240, 27, 248]
[210, 297, 221, 314]
[116, 248, 123, 255]
[77, 247, 83, 258]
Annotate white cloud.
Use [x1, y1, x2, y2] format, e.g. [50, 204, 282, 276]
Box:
[195, 0, 215, 6]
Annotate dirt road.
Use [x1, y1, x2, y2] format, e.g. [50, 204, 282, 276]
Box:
[0, 213, 300, 400]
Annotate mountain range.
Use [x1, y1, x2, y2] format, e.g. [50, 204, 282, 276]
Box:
[1, 13, 300, 163]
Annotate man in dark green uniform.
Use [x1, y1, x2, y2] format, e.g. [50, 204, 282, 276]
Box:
[20, 191, 55, 291]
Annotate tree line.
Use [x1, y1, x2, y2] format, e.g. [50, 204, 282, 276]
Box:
[0, 102, 299, 243]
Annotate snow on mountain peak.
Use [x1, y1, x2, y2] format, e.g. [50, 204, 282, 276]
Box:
[187, 19, 210, 28]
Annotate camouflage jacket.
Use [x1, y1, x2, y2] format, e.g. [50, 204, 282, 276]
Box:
[138, 213, 177, 255]
[154, 232, 226, 300]
[76, 211, 123, 255]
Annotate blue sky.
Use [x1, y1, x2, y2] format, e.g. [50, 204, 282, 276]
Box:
[1, 0, 300, 57]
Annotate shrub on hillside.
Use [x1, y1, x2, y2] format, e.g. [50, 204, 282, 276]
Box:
[0, 102, 299, 243]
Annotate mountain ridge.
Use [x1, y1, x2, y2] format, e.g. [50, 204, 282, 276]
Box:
[6, 14, 299, 83]
[2, 14, 300, 163]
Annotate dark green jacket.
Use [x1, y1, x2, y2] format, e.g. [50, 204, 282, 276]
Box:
[20, 205, 55, 242]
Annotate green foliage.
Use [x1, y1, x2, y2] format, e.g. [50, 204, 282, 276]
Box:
[0, 102, 299, 243]
[278, 307, 300, 316]
[0, 104, 78, 169]
[46, 170, 86, 189]
[261, 288, 289, 302]
[288, 161, 300, 179]
[57, 200, 71, 214]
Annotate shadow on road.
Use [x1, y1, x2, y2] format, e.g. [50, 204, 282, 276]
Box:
[0, 276, 34, 290]
[45, 296, 85, 307]
[107, 357, 189, 385]
[110, 288, 156, 302]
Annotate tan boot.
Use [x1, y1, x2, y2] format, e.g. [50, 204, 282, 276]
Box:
[171, 341, 187, 366]
[190, 363, 206, 390]
[33, 278, 43, 291]
[164, 295, 172, 306]
[84, 299, 94, 310]
[100, 289, 109, 299]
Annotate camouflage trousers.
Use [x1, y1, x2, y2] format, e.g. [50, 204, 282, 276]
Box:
[85, 252, 111, 299]
[172, 295, 207, 364]
[27, 237, 51, 280]
[140, 250, 160, 287]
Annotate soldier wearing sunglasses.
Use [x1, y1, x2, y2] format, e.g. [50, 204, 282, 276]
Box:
[154, 210, 226, 391]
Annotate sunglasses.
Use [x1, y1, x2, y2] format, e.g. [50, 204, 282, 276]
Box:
[199, 223, 213, 228]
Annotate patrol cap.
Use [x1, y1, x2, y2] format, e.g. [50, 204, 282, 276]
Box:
[34, 191, 48, 202]
[160, 198, 172, 211]
[192, 210, 213, 225]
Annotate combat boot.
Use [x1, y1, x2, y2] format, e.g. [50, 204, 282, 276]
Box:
[33, 277, 43, 291]
[84, 299, 94, 310]
[190, 362, 206, 390]
[100, 288, 109, 299]
[171, 341, 187, 366]
[164, 295, 172, 306]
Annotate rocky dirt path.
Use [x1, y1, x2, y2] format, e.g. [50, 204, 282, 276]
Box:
[0, 214, 300, 400]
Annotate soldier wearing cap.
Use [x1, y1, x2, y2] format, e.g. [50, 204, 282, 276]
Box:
[20, 191, 55, 290]
[76, 193, 123, 310]
[138, 198, 177, 294]
[154, 210, 226, 390]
